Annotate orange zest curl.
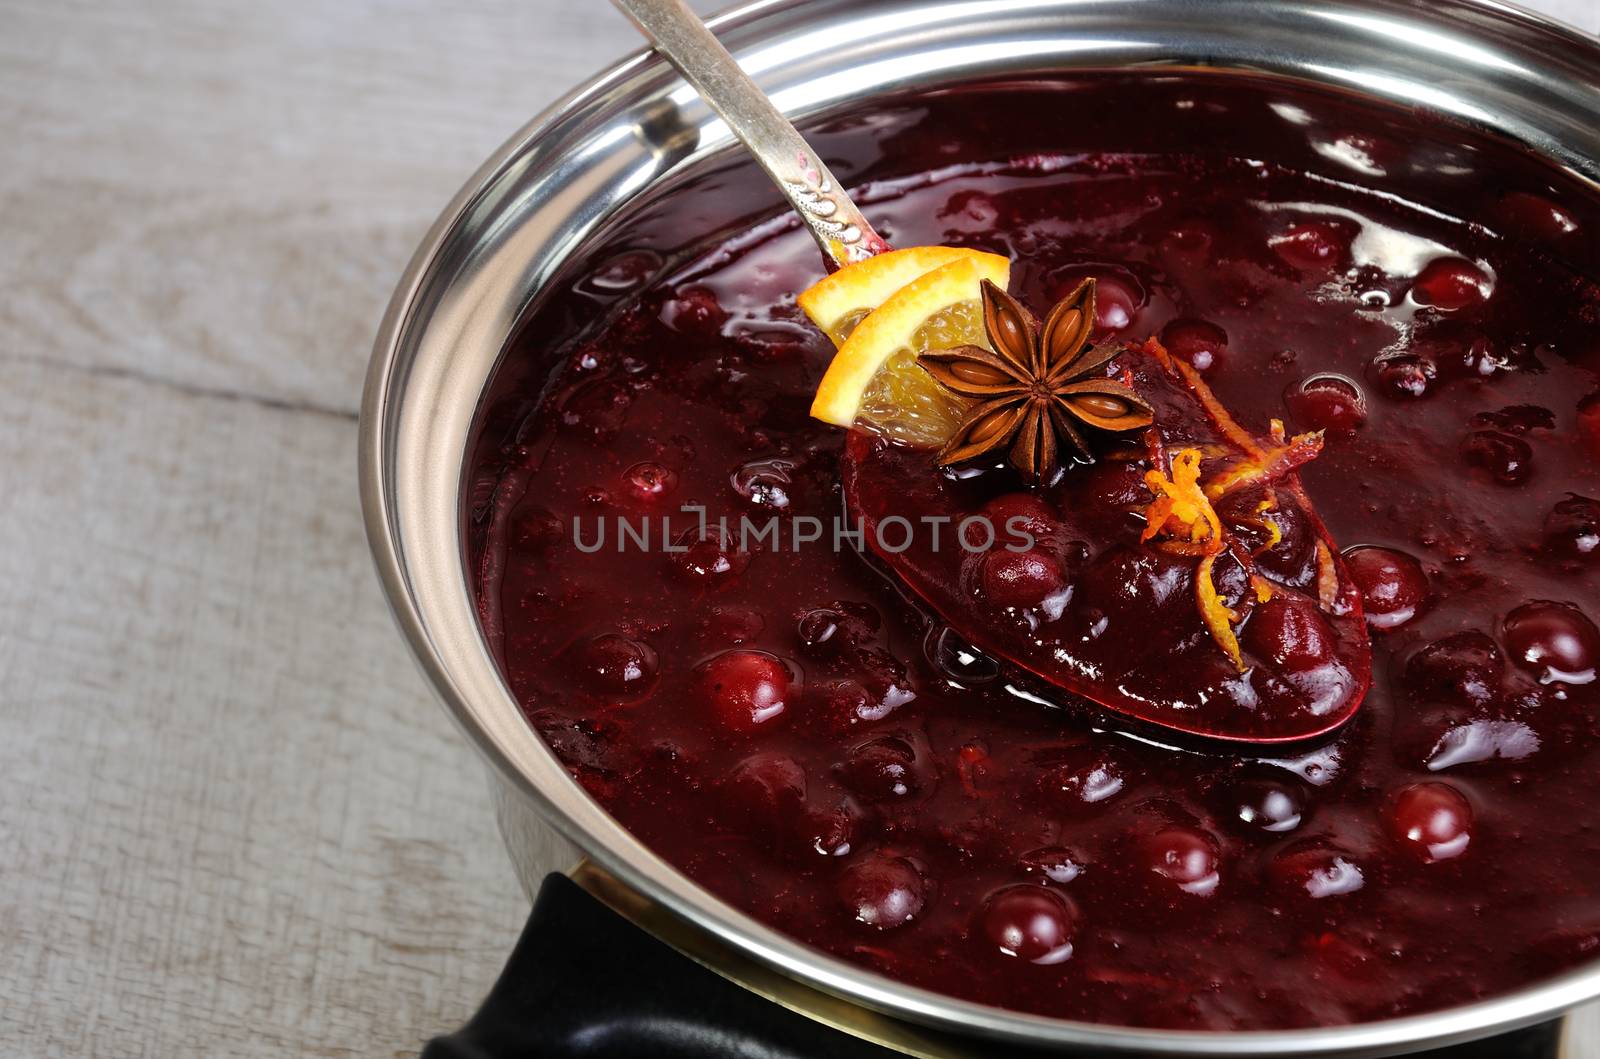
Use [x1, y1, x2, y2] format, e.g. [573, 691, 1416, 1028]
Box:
[1196, 553, 1244, 671]
[1204, 430, 1325, 499]
[1144, 448, 1245, 670]
[1141, 448, 1224, 552]
[1164, 353, 1267, 460]
[1138, 339, 1331, 672]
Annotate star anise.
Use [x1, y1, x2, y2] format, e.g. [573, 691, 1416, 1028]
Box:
[918, 278, 1155, 485]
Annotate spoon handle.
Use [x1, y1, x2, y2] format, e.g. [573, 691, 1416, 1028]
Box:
[611, 0, 889, 268]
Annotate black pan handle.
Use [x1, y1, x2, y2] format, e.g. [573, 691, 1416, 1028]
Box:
[421, 873, 900, 1058]
[423, 872, 1565, 1059]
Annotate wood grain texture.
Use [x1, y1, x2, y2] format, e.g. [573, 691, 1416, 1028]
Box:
[0, 358, 525, 1056]
[0, 2, 660, 1055]
[1, 1, 1596, 1056]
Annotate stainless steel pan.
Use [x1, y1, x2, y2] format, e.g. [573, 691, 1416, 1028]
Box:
[361, 2, 1600, 1053]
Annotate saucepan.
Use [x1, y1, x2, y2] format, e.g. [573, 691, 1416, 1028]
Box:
[360, 0, 1600, 1054]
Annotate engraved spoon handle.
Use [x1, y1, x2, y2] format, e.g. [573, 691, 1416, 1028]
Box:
[610, 0, 890, 269]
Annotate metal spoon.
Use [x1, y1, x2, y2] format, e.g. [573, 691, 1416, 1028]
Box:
[610, 0, 1367, 749]
[610, 0, 890, 269]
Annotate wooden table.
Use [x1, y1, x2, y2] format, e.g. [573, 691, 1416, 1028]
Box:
[3, 1, 1597, 1055]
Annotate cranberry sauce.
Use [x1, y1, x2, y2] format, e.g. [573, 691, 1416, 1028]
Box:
[843, 341, 1372, 744]
[468, 76, 1600, 1029]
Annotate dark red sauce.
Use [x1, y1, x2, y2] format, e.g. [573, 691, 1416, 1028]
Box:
[842, 343, 1373, 745]
[468, 75, 1600, 1029]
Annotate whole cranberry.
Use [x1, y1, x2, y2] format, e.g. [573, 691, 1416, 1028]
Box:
[731, 457, 796, 510]
[1079, 458, 1152, 510]
[670, 526, 749, 583]
[1160, 319, 1229, 375]
[699, 650, 792, 730]
[1388, 782, 1474, 862]
[1460, 429, 1534, 485]
[1241, 595, 1336, 672]
[796, 607, 845, 652]
[1344, 546, 1429, 630]
[1019, 845, 1088, 885]
[1072, 545, 1194, 631]
[1411, 257, 1494, 311]
[975, 493, 1059, 550]
[1237, 499, 1314, 584]
[806, 799, 861, 858]
[1494, 192, 1579, 241]
[1285, 374, 1368, 433]
[1269, 221, 1351, 270]
[849, 647, 914, 713]
[574, 633, 658, 696]
[1270, 842, 1365, 899]
[721, 752, 807, 832]
[793, 600, 877, 655]
[1371, 353, 1436, 400]
[839, 853, 927, 929]
[979, 548, 1066, 610]
[838, 735, 923, 801]
[808, 679, 873, 734]
[530, 710, 625, 783]
[1229, 776, 1306, 833]
[1136, 827, 1220, 896]
[976, 885, 1078, 963]
[1406, 631, 1504, 707]
[1088, 274, 1142, 334]
[1036, 745, 1125, 806]
[620, 461, 678, 503]
[661, 284, 727, 335]
[1503, 602, 1600, 683]
[1462, 338, 1511, 378]
[1544, 495, 1600, 561]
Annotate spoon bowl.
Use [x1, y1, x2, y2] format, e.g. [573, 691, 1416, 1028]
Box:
[839, 347, 1374, 748]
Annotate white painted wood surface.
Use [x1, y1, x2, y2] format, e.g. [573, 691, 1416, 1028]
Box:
[2, 1, 1597, 1056]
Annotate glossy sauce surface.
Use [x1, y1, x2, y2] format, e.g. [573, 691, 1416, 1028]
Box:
[468, 77, 1600, 1028]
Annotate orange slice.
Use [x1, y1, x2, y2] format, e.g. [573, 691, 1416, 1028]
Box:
[798, 246, 1009, 346]
[809, 254, 1011, 446]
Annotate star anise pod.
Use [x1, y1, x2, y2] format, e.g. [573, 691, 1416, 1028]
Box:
[918, 278, 1155, 485]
